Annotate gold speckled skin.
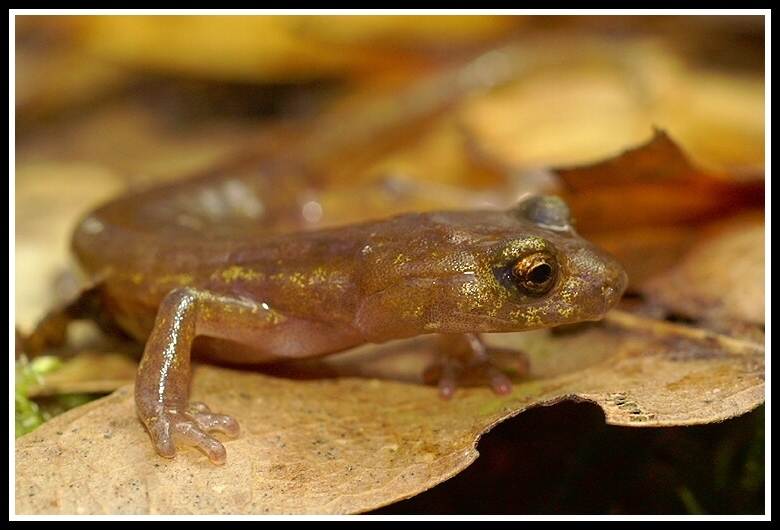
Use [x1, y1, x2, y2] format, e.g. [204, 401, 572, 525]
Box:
[74, 187, 626, 359]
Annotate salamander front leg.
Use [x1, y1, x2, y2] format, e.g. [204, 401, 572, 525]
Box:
[136, 286, 258, 464]
[424, 333, 530, 399]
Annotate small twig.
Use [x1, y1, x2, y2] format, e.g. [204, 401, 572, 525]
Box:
[603, 309, 765, 357]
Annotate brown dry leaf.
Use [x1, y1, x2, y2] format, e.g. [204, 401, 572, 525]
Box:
[16, 317, 763, 514]
[15, 17, 765, 515]
[553, 130, 764, 234]
[641, 219, 765, 330]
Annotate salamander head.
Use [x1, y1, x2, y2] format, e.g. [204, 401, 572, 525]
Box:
[355, 195, 628, 339]
[445, 195, 627, 332]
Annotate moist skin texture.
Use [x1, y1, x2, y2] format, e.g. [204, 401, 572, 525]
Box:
[43, 187, 626, 464]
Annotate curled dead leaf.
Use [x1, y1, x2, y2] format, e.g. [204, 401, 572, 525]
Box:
[642, 221, 765, 330]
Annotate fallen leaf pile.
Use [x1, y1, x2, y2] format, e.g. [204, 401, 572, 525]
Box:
[14, 15, 764, 515]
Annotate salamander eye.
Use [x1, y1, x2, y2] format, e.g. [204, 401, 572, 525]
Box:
[506, 251, 558, 296]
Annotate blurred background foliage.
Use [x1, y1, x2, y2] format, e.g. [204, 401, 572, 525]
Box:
[14, 14, 765, 515]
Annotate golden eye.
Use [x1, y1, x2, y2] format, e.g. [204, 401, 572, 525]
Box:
[509, 252, 557, 296]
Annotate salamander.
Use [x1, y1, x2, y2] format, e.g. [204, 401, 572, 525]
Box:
[21, 50, 628, 464]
